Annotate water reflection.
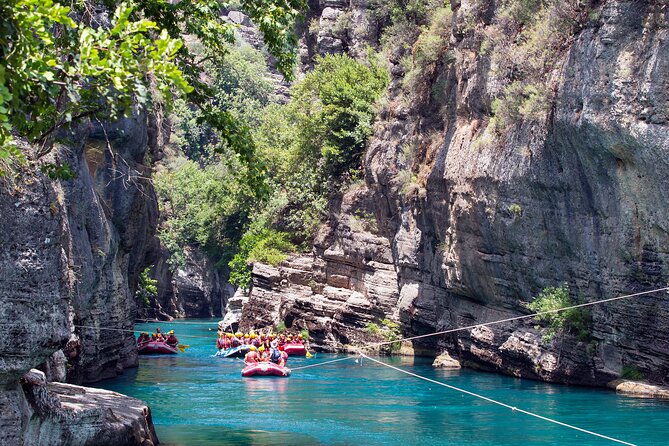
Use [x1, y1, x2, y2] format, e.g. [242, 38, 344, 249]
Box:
[243, 376, 289, 394]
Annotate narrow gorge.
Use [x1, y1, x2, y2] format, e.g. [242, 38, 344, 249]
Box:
[1, 0, 668, 445]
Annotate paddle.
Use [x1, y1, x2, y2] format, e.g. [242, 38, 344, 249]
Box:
[178, 344, 190, 352]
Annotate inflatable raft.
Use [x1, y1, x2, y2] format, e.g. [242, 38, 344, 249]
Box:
[216, 345, 251, 358]
[138, 341, 179, 355]
[282, 343, 307, 356]
[241, 362, 291, 377]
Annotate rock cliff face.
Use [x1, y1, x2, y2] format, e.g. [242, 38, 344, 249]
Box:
[140, 244, 233, 320]
[0, 111, 163, 441]
[58, 114, 163, 384]
[239, 0, 669, 387]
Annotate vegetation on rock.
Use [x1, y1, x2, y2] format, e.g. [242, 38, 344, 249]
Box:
[527, 285, 591, 342]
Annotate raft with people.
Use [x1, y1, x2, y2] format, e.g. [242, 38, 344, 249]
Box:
[241, 362, 291, 377]
[137, 328, 180, 355]
[241, 343, 290, 377]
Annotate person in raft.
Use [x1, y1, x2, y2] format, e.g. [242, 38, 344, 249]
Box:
[152, 327, 165, 341]
[216, 334, 226, 351]
[165, 330, 178, 347]
[137, 332, 151, 345]
[244, 345, 259, 364]
[269, 340, 288, 367]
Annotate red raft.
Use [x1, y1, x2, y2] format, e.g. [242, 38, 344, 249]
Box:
[241, 362, 291, 377]
[138, 341, 179, 355]
[282, 343, 307, 356]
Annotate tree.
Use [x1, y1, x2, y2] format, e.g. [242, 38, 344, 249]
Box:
[0, 0, 304, 185]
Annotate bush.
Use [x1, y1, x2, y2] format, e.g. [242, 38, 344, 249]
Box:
[527, 285, 591, 342]
[155, 158, 255, 270]
[276, 322, 287, 333]
[366, 322, 381, 335]
[228, 226, 295, 290]
[135, 267, 157, 308]
[248, 53, 387, 246]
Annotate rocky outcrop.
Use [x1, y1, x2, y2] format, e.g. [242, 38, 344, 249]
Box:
[141, 244, 232, 319]
[433, 351, 462, 369]
[299, 0, 382, 64]
[0, 152, 71, 388]
[241, 0, 669, 388]
[0, 369, 157, 446]
[607, 379, 669, 399]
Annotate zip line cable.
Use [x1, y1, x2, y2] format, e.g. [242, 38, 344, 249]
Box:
[363, 286, 669, 349]
[360, 354, 637, 446]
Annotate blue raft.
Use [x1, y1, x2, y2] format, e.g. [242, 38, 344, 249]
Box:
[215, 345, 251, 358]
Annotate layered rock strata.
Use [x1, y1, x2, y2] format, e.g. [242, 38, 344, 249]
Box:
[239, 0, 669, 388]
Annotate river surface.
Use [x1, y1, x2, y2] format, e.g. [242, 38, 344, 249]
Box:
[99, 319, 668, 445]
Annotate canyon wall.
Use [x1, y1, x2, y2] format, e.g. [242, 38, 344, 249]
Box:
[240, 0, 669, 387]
[0, 110, 162, 443]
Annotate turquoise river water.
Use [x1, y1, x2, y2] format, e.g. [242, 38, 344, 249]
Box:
[99, 319, 669, 445]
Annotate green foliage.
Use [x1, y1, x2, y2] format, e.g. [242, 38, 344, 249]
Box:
[381, 318, 402, 353]
[527, 285, 591, 343]
[366, 319, 402, 353]
[250, 54, 387, 244]
[40, 163, 77, 180]
[287, 53, 388, 177]
[135, 267, 157, 307]
[276, 321, 287, 333]
[621, 365, 644, 381]
[228, 225, 295, 290]
[490, 81, 549, 131]
[0, 0, 304, 182]
[299, 329, 309, 340]
[402, 5, 453, 93]
[482, 0, 589, 137]
[508, 203, 523, 216]
[0, 0, 189, 159]
[366, 322, 381, 335]
[154, 157, 255, 270]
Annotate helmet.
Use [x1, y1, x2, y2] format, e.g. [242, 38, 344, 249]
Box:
[258, 346, 265, 352]
[250, 346, 257, 351]
[169, 330, 174, 334]
[297, 334, 303, 338]
[244, 334, 250, 338]
[235, 332, 242, 337]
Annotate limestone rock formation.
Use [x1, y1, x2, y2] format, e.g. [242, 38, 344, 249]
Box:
[0, 369, 157, 446]
[0, 111, 163, 441]
[240, 0, 669, 388]
[433, 351, 462, 369]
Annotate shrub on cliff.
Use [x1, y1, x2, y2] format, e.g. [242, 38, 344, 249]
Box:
[228, 226, 295, 290]
[527, 285, 591, 342]
[252, 54, 388, 242]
